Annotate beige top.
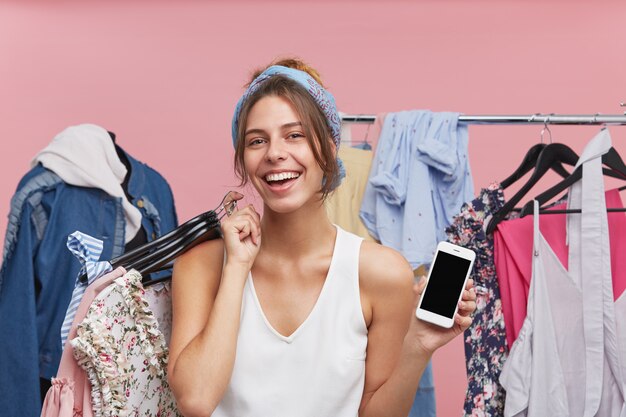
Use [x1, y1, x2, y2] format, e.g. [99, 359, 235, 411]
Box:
[326, 146, 376, 242]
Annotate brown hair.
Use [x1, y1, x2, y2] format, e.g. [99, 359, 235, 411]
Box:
[233, 58, 339, 198]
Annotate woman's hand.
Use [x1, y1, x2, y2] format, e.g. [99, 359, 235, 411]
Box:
[406, 277, 477, 355]
[220, 191, 261, 270]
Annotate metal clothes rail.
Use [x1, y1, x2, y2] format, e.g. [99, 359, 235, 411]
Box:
[340, 113, 626, 125]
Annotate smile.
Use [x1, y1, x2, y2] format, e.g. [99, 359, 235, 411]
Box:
[265, 171, 301, 183]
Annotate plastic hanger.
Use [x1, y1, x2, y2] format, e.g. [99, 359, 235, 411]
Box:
[77, 192, 236, 283]
[124, 215, 219, 273]
[134, 192, 237, 283]
[486, 117, 581, 234]
[518, 128, 626, 216]
[500, 143, 571, 189]
[134, 217, 221, 279]
[140, 221, 223, 287]
[77, 209, 215, 283]
[500, 113, 573, 189]
[500, 116, 572, 188]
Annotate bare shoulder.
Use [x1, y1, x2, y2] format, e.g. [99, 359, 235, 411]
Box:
[359, 240, 414, 295]
[169, 237, 225, 376]
[357, 240, 415, 404]
[358, 241, 414, 328]
[174, 237, 225, 274]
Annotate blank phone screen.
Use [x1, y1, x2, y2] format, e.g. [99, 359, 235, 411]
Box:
[420, 251, 471, 318]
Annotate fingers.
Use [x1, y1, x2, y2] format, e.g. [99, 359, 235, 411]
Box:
[222, 203, 261, 245]
[412, 276, 427, 309]
[458, 279, 476, 317]
[461, 279, 476, 302]
[457, 299, 476, 316]
[415, 275, 427, 294]
[454, 313, 472, 329]
[222, 191, 244, 216]
[223, 191, 244, 205]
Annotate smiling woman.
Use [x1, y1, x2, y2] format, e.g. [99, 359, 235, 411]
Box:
[240, 96, 327, 213]
[165, 57, 477, 417]
[232, 62, 343, 199]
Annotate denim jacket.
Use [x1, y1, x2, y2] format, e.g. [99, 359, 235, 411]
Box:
[0, 148, 177, 417]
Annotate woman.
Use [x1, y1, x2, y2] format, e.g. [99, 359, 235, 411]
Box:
[167, 58, 476, 417]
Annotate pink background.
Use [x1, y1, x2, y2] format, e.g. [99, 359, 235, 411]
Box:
[2, 1, 626, 414]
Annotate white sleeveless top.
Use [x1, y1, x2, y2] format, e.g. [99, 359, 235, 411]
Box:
[213, 226, 368, 417]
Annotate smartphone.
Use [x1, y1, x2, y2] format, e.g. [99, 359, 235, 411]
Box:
[415, 241, 476, 328]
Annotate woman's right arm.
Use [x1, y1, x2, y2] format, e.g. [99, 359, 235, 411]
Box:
[168, 199, 261, 417]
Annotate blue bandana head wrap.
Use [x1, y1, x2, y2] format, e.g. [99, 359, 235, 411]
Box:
[231, 65, 345, 189]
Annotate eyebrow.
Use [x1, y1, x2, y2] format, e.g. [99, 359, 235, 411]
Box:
[244, 121, 302, 137]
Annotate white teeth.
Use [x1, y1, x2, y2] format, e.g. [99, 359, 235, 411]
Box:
[265, 172, 300, 182]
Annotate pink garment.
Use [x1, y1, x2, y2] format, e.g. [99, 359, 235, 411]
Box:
[40, 267, 127, 417]
[494, 189, 626, 348]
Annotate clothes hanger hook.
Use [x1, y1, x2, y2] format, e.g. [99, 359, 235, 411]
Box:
[540, 114, 553, 144]
[216, 191, 238, 220]
[364, 121, 372, 144]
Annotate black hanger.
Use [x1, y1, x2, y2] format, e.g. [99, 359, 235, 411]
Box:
[129, 192, 238, 283]
[486, 142, 581, 234]
[114, 190, 235, 268]
[500, 143, 571, 189]
[519, 145, 626, 217]
[125, 215, 220, 273]
[133, 217, 222, 281]
[77, 209, 216, 284]
[77, 192, 236, 283]
[111, 211, 217, 268]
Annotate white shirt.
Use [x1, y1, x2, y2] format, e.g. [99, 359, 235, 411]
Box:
[213, 226, 368, 417]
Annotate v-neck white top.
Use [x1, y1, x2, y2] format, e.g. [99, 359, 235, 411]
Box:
[213, 226, 368, 417]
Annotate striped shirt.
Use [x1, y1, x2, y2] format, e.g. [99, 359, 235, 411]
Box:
[61, 231, 112, 348]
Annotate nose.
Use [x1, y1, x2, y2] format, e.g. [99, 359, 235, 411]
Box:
[265, 138, 287, 162]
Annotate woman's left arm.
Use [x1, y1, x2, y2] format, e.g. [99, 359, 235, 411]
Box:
[357, 242, 476, 417]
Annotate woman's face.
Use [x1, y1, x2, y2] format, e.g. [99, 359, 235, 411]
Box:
[243, 95, 325, 213]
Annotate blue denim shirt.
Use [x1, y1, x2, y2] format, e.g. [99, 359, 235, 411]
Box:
[0, 149, 177, 417]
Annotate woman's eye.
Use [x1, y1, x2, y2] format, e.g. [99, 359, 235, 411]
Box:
[247, 138, 265, 146]
[288, 132, 304, 140]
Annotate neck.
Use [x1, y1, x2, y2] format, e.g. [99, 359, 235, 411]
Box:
[260, 198, 335, 256]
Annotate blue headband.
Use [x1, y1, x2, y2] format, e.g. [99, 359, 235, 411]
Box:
[231, 65, 341, 147]
[231, 65, 345, 188]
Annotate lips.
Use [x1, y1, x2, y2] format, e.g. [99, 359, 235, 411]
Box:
[265, 171, 301, 182]
[261, 170, 301, 192]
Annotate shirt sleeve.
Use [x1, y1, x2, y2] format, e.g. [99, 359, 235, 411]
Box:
[0, 201, 44, 417]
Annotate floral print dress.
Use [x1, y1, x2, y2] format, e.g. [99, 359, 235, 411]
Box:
[445, 183, 509, 417]
[71, 270, 181, 417]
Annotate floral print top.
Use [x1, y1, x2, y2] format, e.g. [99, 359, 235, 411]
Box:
[71, 270, 181, 417]
[445, 183, 509, 417]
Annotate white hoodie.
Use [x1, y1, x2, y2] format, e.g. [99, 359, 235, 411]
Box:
[32, 123, 142, 243]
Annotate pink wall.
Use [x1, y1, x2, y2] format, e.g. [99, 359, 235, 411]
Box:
[2, 1, 626, 415]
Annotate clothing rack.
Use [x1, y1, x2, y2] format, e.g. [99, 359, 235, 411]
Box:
[340, 113, 626, 125]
